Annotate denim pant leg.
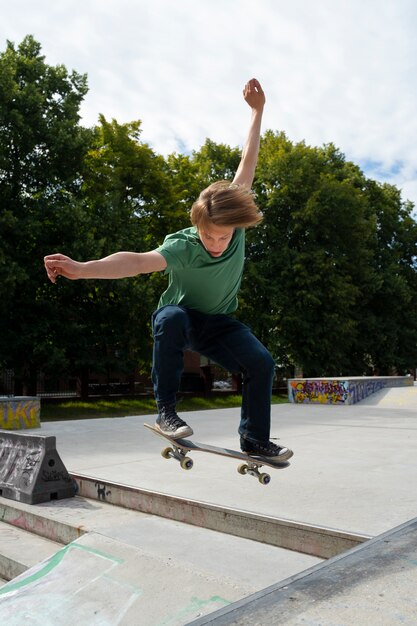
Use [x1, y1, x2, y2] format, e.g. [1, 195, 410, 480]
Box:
[151, 305, 192, 408]
[193, 316, 275, 442]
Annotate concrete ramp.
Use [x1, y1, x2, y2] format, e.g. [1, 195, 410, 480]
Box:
[0, 532, 244, 625]
[357, 383, 417, 409]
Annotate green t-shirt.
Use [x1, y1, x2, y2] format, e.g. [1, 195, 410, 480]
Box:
[156, 226, 245, 314]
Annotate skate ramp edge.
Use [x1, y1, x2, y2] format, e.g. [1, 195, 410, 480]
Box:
[190, 516, 417, 625]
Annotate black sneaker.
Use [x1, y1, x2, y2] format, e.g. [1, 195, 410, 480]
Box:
[155, 405, 193, 439]
[240, 436, 293, 463]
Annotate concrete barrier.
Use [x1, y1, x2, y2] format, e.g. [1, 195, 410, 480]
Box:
[0, 432, 77, 504]
[288, 375, 413, 405]
[0, 397, 40, 430]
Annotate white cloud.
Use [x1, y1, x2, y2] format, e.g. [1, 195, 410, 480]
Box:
[2, 0, 417, 209]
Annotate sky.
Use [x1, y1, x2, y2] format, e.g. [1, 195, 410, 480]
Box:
[2, 0, 417, 211]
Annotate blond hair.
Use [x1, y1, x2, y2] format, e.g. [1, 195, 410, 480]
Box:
[190, 181, 263, 230]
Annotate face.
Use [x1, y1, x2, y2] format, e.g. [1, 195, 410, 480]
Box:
[198, 224, 235, 257]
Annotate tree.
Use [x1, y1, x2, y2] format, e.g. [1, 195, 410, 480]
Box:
[0, 35, 92, 392]
[241, 132, 381, 375]
[361, 181, 417, 373]
[191, 138, 241, 183]
[62, 115, 185, 390]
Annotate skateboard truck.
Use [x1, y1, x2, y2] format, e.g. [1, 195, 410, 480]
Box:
[161, 444, 194, 470]
[237, 462, 271, 485]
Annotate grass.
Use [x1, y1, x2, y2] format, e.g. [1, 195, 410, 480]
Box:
[40, 394, 288, 422]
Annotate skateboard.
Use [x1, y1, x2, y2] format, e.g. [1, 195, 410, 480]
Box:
[144, 423, 290, 485]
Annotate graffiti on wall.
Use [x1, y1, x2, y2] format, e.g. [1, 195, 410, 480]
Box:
[348, 379, 386, 404]
[290, 378, 391, 405]
[0, 398, 40, 429]
[0, 436, 42, 487]
[290, 379, 349, 404]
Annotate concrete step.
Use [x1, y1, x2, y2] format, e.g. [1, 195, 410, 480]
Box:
[0, 531, 244, 625]
[0, 494, 322, 592]
[0, 494, 322, 624]
[0, 521, 62, 582]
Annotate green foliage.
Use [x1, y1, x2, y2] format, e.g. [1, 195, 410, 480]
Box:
[240, 132, 417, 375]
[361, 180, 417, 373]
[40, 394, 288, 421]
[191, 138, 241, 183]
[68, 115, 180, 376]
[0, 36, 92, 389]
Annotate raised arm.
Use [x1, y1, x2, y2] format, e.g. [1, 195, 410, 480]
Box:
[232, 78, 265, 189]
[44, 250, 167, 284]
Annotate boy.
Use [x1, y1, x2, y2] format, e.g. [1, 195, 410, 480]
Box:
[44, 78, 293, 462]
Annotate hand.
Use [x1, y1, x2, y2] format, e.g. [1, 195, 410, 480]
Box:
[44, 253, 82, 284]
[243, 78, 265, 112]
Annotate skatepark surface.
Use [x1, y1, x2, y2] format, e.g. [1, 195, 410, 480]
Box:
[0, 384, 416, 624]
[28, 383, 417, 535]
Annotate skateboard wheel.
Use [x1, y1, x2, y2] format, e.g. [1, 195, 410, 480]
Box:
[180, 457, 193, 470]
[258, 473, 271, 485]
[161, 447, 173, 459]
[237, 463, 248, 475]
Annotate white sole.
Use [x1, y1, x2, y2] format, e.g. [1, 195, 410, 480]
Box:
[154, 423, 194, 440]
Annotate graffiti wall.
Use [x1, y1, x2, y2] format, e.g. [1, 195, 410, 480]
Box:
[348, 379, 386, 404]
[0, 397, 40, 429]
[289, 379, 350, 404]
[288, 376, 413, 405]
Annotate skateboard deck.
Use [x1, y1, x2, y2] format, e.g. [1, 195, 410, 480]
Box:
[144, 423, 290, 485]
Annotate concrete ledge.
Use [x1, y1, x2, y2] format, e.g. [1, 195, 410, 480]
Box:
[288, 376, 413, 405]
[0, 522, 62, 582]
[190, 516, 417, 625]
[0, 397, 40, 430]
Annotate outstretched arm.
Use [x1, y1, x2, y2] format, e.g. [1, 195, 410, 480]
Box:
[232, 78, 265, 189]
[44, 250, 167, 284]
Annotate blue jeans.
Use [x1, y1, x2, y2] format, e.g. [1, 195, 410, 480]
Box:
[151, 305, 275, 442]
